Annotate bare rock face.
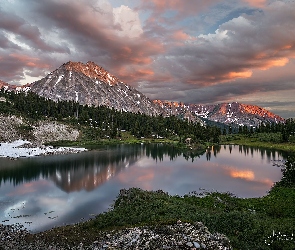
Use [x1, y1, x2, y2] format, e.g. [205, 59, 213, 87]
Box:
[0, 114, 80, 145]
[30, 61, 164, 116]
[0, 115, 25, 142]
[0, 80, 8, 89]
[155, 100, 285, 127]
[32, 121, 80, 144]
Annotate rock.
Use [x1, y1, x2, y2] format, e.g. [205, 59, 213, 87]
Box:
[186, 242, 194, 247]
[30, 61, 164, 116]
[0, 221, 233, 249]
[193, 241, 201, 248]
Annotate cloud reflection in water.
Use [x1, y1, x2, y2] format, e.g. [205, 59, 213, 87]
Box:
[0, 144, 287, 232]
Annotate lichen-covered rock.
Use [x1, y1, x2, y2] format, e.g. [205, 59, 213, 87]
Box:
[0, 221, 233, 250]
[0, 115, 25, 142]
[0, 114, 79, 145]
[32, 121, 80, 144]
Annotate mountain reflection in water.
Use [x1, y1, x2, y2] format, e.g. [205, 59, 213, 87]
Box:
[0, 144, 288, 192]
[0, 144, 288, 232]
[0, 144, 188, 191]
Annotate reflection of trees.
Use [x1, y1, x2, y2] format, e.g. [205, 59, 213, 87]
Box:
[145, 144, 183, 162]
[0, 144, 143, 189]
[204, 145, 221, 161]
[250, 147, 254, 157]
[0, 144, 288, 191]
[0, 144, 201, 191]
[261, 148, 265, 159]
[183, 151, 201, 162]
[229, 145, 232, 154]
[206, 149, 211, 161]
[236, 145, 288, 162]
[213, 145, 221, 157]
[239, 145, 243, 153]
[242, 145, 249, 156]
[204, 145, 288, 162]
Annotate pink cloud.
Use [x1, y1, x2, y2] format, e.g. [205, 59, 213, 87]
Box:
[243, 0, 267, 8]
[10, 54, 50, 69]
[151, 1, 295, 86]
[141, 0, 221, 17]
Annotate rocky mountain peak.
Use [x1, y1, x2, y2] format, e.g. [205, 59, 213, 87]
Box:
[213, 102, 284, 123]
[155, 100, 285, 127]
[62, 61, 120, 86]
[30, 61, 164, 116]
[0, 80, 8, 89]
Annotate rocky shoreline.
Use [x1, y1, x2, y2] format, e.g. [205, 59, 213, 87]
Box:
[0, 114, 85, 160]
[0, 140, 87, 159]
[0, 221, 232, 249]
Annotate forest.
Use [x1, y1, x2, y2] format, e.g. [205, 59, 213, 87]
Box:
[0, 88, 221, 144]
[1, 88, 295, 145]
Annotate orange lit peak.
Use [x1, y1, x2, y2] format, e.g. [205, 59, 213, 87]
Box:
[64, 61, 120, 86]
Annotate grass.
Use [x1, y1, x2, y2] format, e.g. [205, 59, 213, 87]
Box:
[221, 133, 295, 153]
[47, 130, 207, 152]
[30, 134, 295, 249]
[31, 185, 295, 249]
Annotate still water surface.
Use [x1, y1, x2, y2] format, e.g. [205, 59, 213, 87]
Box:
[0, 144, 287, 232]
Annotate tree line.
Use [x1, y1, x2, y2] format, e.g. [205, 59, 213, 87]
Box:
[226, 118, 295, 143]
[0, 88, 221, 143]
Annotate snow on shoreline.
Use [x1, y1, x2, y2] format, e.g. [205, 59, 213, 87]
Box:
[0, 140, 87, 159]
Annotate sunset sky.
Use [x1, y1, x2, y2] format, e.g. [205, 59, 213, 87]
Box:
[0, 0, 294, 118]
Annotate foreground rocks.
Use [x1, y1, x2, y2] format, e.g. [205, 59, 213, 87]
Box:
[0, 221, 232, 250]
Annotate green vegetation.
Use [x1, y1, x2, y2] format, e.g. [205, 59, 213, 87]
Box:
[31, 156, 295, 250]
[2, 88, 295, 249]
[221, 133, 295, 153]
[0, 88, 221, 147]
[220, 117, 295, 154]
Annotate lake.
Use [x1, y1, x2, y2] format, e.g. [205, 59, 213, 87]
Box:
[0, 144, 287, 232]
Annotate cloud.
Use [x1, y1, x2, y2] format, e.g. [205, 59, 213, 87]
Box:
[1, 0, 295, 117]
[226, 167, 255, 181]
[0, 32, 21, 50]
[0, 52, 50, 83]
[152, 1, 295, 86]
[0, 9, 69, 53]
[29, 0, 163, 81]
[0, 0, 165, 84]
[243, 0, 267, 8]
[140, 0, 222, 18]
[113, 5, 143, 38]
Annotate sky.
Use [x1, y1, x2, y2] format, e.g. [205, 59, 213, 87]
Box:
[0, 0, 294, 118]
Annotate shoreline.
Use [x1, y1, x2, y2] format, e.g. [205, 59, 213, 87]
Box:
[0, 140, 87, 159]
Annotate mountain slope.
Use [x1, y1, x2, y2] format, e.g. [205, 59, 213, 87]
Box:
[30, 61, 164, 116]
[154, 100, 284, 127]
[1, 63, 285, 127]
[0, 80, 8, 89]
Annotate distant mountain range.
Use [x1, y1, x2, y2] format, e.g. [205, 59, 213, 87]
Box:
[154, 100, 285, 127]
[0, 61, 285, 127]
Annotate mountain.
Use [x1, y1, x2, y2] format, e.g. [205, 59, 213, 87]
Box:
[0, 80, 8, 89]
[154, 100, 285, 127]
[0, 80, 31, 92]
[1, 61, 285, 127]
[30, 61, 164, 116]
